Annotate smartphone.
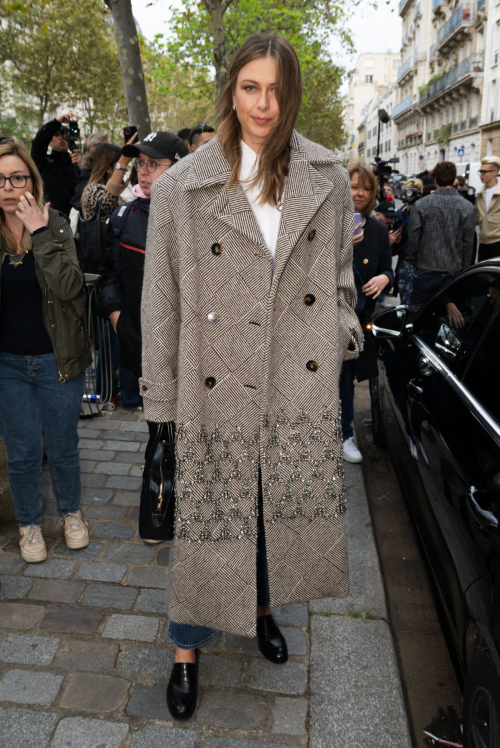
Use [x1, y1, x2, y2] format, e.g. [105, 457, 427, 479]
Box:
[123, 125, 138, 140]
[354, 212, 362, 236]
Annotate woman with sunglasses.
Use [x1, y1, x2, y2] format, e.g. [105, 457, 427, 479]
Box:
[0, 140, 92, 563]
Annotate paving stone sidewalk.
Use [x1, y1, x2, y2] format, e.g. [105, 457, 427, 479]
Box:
[0, 407, 412, 748]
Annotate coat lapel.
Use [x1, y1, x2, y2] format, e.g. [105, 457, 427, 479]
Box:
[270, 143, 335, 297]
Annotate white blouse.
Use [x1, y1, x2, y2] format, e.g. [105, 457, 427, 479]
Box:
[239, 140, 282, 260]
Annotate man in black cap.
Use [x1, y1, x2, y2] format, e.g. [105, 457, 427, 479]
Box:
[374, 201, 402, 248]
[96, 131, 189, 391]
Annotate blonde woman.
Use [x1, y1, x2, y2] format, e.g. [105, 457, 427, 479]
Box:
[141, 33, 363, 719]
[0, 140, 91, 563]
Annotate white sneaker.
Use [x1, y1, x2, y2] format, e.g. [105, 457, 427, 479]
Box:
[143, 538, 163, 545]
[61, 510, 89, 550]
[343, 437, 363, 463]
[19, 525, 47, 563]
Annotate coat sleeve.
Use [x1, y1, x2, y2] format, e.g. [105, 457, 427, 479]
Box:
[31, 210, 85, 300]
[407, 204, 422, 263]
[338, 174, 364, 361]
[31, 119, 61, 173]
[96, 218, 124, 318]
[139, 175, 180, 423]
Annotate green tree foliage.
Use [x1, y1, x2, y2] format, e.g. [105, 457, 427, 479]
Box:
[148, 0, 353, 150]
[0, 0, 126, 140]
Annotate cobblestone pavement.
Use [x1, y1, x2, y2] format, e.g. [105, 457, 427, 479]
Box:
[0, 406, 411, 748]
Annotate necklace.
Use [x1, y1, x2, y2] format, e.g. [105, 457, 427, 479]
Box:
[3, 248, 30, 267]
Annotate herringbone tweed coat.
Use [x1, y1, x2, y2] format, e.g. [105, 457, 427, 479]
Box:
[140, 131, 363, 637]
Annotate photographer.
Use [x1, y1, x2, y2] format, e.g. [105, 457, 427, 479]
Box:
[408, 161, 475, 309]
[374, 201, 402, 247]
[393, 178, 422, 305]
[31, 112, 81, 217]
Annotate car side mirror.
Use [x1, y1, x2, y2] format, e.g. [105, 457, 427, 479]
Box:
[372, 306, 409, 339]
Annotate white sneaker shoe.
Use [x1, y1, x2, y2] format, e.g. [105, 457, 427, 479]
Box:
[19, 525, 47, 563]
[143, 538, 163, 545]
[61, 510, 89, 550]
[343, 437, 363, 463]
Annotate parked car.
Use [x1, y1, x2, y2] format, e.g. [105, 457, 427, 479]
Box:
[370, 259, 500, 748]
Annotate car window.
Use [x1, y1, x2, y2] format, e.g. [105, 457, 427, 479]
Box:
[417, 271, 500, 374]
[462, 307, 500, 422]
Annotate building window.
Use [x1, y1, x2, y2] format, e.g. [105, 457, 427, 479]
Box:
[365, 75, 373, 83]
[393, 59, 399, 68]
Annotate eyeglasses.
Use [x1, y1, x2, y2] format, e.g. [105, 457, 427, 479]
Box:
[478, 169, 498, 175]
[0, 174, 31, 188]
[135, 158, 163, 174]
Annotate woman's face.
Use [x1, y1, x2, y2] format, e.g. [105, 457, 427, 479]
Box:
[233, 56, 280, 150]
[350, 173, 372, 216]
[0, 155, 33, 215]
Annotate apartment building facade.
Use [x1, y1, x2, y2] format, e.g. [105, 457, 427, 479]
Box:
[357, 85, 398, 165]
[480, 0, 500, 157]
[343, 52, 401, 163]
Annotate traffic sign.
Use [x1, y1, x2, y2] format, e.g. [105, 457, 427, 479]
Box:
[458, 148, 465, 156]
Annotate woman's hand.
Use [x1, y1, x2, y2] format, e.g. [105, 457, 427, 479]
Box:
[353, 222, 364, 247]
[362, 273, 390, 299]
[16, 193, 50, 234]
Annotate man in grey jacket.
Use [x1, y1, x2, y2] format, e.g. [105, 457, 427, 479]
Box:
[408, 160, 475, 309]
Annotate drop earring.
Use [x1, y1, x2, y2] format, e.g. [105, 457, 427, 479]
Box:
[232, 105, 236, 111]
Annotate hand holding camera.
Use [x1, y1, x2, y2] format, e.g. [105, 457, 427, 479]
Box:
[56, 111, 78, 125]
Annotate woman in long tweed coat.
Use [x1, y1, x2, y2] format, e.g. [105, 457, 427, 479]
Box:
[140, 33, 363, 719]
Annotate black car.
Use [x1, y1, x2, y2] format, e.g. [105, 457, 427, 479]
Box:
[370, 259, 500, 748]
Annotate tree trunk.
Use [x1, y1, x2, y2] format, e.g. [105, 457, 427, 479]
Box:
[204, 0, 230, 102]
[104, 0, 151, 139]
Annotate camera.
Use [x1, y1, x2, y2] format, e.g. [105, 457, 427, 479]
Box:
[373, 155, 400, 176]
[61, 120, 81, 152]
[390, 218, 403, 233]
[399, 187, 423, 219]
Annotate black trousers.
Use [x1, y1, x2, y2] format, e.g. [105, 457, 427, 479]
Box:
[478, 241, 500, 262]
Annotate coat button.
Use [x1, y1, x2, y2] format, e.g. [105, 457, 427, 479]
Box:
[306, 360, 319, 372]
[303, 294, 316, 306]
[207, 312, 219, 323]
[308, 229, 316, 241]
[211, 243, 223, 255]
[205, 376, 216, 389]
[363, 258, 369, 264]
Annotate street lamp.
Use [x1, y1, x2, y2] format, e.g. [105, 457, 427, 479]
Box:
[376, 108, 390, 160]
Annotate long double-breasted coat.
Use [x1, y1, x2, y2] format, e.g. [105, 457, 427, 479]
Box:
[140, 131, 363, 637]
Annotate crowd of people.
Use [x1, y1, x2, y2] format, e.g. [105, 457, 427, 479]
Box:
[0, 29, 499, 722]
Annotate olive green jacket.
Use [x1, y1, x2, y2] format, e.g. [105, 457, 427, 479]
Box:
[0, 209, 93, 381]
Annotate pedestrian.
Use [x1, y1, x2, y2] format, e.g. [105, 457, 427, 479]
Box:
[188, 123, 215, 153]
[30, 111, 82, 216]
[0, 140, 92, 563]
[393, 178, 423, 305]
[341, 163, 394, 464]
[81, 143, 126, 222]
[140, 32, 363, 720]
[408, 161, 475, 310]
[71, 132, 110, 214]
[96, 132, 189, 411]
[475, 156, 500, 261]
[177, 128, 191, 149]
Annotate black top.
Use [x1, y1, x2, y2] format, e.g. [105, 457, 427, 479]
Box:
[31, 118, 78, 216]
[354, 215, 394, 319]
[0, 250, 53, 355]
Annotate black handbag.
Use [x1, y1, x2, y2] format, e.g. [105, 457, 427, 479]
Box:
[139, 421, 176, 542]
[78, 199, 107, 273]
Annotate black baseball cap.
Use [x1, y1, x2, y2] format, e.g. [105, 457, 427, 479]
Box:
[122, 131, 189, 162]
[375, 201, 396, 217]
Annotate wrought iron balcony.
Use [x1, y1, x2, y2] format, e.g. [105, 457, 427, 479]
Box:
[397, 56, 413, 81]
[477, 0, 485, 11]
[437, 5, 474, 50]
[399, 0, 412, 16]
[392, 95, 413, 119]
[419, 54, 484, 105]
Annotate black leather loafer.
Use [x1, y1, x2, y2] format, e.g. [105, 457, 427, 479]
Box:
[257, 614, 288, 664]
[166, 650, 199, 720]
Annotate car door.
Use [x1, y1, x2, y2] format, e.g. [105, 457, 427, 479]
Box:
[406, 269, 500, 640]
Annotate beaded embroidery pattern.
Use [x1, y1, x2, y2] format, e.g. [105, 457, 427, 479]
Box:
[174, 405, 346, 544]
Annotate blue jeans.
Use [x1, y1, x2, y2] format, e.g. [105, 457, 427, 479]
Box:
[411, 269, 456, 311]
[0, 352, 84, 526]
[167, 475, 271, 649]
[397, 258, 416, 307]
[339, 359, 356, 441]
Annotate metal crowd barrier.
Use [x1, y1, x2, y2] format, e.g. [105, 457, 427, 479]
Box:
[81, 273, 115, 418]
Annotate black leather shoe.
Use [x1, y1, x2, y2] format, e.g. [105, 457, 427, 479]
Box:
[257, 614, 288, 664]
[166, 650, 199, 720]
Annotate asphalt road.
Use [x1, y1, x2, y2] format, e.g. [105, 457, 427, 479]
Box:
[354, 379, 464, 748]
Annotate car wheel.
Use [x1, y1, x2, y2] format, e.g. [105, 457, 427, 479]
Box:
[369, 376, 386, 448]
[464, 651, 500, 748]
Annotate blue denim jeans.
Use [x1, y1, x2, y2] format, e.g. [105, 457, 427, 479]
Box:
[411, 269, 456, 311]
[339, 359, 356, 441]
[0, 352, 84, 526]
[167, 476, 271, 650]
[397, 258, 416, 307]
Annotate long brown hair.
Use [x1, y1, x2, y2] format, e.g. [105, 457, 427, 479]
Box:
[82, 142, 121, 202]
[217, 33, 302, 207]
[80, 132, 110, 172]
[0, 140, 44, 253]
